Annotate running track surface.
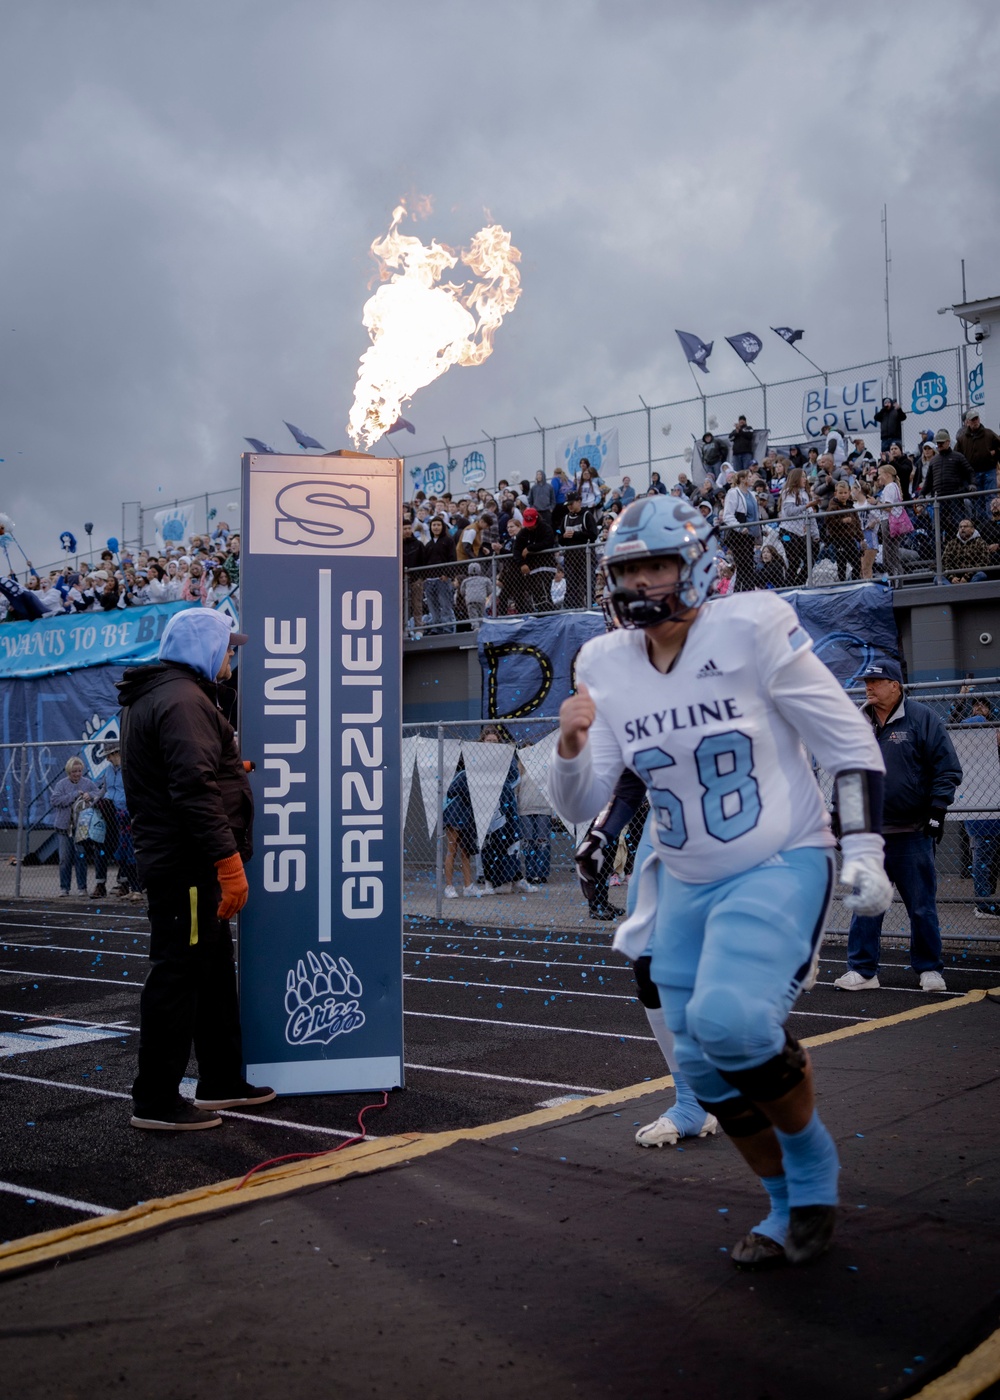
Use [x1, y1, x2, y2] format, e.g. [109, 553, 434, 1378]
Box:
[1, 897, 996, 1244]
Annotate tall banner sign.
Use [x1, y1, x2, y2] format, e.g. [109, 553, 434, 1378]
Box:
[239, 450, 403, 1094]
[801, 379, 881, 437]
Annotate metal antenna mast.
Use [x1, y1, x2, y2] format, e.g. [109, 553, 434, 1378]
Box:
[882, 205, 894, 396]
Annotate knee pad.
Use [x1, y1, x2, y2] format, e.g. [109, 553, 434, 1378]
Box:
[719, 1030, 807, 1102]
[697, 1093, 771, 1139]
[632, 955, 660, 1009]
[685, 984, 778, 1070]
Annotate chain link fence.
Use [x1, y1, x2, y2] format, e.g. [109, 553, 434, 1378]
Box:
[402, 695, 1000, 941]
[400, 346, 976, 501]
[0, 739, 143, 902]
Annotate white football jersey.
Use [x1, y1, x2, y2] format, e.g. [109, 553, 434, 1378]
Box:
[549, 591, 884, 884]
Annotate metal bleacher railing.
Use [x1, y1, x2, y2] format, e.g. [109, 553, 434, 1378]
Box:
[402, 484, 1000, 636]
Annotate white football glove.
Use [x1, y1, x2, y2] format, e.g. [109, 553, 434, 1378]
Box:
[838, 833, 893, 916]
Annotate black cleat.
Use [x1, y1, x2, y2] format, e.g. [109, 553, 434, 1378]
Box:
[730, 1231, 787, 1271]
[785, 1205, 837, 1264]
[589, 902, 617, 922]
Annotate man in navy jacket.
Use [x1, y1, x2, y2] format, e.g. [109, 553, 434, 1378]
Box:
[835, 659, 962, 993]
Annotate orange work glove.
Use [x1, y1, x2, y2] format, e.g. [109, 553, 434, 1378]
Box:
[216, 853, 249, 919]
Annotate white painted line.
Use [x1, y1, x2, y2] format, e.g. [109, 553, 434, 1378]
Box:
[0, 1179, 115, 1218]
[405, 1009, 654, 1041]
[0, 940, 145, 959]
[404, 1063, 607, 1093]
[0, 1071, 365, 1139]
[0, 967, 140, 989]
[0, 1009, 138, 1031]
[318, 567, 332, 943]
[405, 948, 632, 974]
[404, 975, 632, 1002]
[0, 921, 149, 937]
[0, 1023, 122, 1058]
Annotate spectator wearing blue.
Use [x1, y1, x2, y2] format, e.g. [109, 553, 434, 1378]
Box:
[835, 659, 962, 993]
[51, 756, 103, 897]
[93, 742, 142, 900]
[619, 475, 636, 507]
[649, 471, 668, 495]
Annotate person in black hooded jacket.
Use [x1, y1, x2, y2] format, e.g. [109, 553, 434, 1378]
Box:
[119, 608, 273, 1131]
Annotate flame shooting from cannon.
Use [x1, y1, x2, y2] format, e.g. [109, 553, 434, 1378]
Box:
[347, 204, 521, 450]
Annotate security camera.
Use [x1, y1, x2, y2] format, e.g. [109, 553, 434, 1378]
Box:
[974, 325, 991, 342]
[980, 632, 993, 646]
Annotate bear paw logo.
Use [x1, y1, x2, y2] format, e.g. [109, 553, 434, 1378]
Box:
[284, 951, 365, 1047]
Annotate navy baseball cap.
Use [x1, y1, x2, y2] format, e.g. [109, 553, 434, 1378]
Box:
[861, 659, 902, 684]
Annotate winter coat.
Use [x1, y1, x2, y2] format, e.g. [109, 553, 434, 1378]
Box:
[956, 424, 1000, 477]
[874, 403, 907, 440]
[923, 448, 973, 500]
[117, 662, 253, 883]
[513, 520, 557, 570]
[862, 696, 961, 831]
[423, 532, 457, 572]
[942, 532, 991, 578]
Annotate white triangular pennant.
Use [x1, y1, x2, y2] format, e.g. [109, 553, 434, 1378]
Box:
[401, 736, 418, 825]
[414, 736, 462, 840]
[461, 741, 516, 847]
[516, 728, 560, 804]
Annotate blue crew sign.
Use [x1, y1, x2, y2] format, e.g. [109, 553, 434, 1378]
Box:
[238, 450, 403, 1094]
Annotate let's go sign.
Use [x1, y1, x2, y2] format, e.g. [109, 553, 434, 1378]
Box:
[238, 450, 403, 1095]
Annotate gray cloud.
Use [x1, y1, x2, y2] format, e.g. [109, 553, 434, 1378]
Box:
[2, 0, 997, 564]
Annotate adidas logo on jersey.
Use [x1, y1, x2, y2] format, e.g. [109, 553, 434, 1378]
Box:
[696, 659, 724, 678]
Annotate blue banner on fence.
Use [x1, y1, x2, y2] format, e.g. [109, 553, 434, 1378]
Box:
[477, 584, 896, 721]
[0, 601, 194, 680]
[783, 582, 899, 686]
[478, 613, 605, 735]
[237, 450, 404, 1097]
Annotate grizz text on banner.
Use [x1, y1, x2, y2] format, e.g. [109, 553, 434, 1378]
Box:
[238, 451, 403, 1096]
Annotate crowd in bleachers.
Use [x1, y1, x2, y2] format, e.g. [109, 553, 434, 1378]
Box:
[5, 525, 241, 621]
[401, 413, 1000, 632]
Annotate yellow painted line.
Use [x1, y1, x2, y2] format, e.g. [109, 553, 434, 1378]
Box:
[909, 1327, 1000, 1399]
[1, 985, 996, 1278]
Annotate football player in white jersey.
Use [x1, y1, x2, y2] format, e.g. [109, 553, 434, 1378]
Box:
[548, 496, 893, 1268]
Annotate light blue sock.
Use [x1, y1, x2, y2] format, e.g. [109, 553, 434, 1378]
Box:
[644, 1006, 710, 1136]
[775, 1111, 840, 1208]
[754, 1174, 789, 1245]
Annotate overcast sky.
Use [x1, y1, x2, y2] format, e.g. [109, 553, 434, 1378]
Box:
[3, 0, 998, 567]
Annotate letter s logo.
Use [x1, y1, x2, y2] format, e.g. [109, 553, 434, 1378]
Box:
[274, 481, 375, 550]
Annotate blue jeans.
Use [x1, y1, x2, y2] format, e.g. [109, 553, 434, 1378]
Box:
[520, 813, 551, 882]
[974, 473, 995, 518]
[424, 577, 455, 633]
[965, 820, 1000, 914]
[847, 832, 943, 974]
[732, 452, 753, 474]
[58, 831, 88, 892]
